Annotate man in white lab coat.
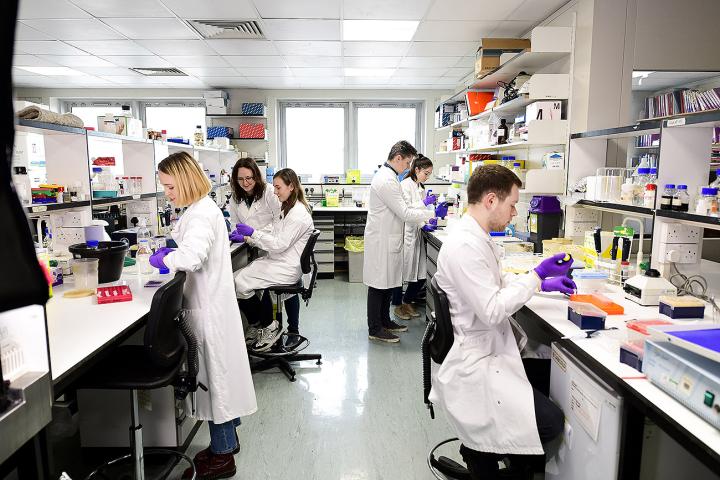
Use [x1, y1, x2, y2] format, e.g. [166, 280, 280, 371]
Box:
[430, 164, 573, 479]
[363, 140, 440, 343]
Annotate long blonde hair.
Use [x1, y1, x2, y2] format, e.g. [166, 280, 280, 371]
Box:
[157, 151, 211, 207]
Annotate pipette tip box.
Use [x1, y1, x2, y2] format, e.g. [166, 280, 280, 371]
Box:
[96, 285, 133, 304]
[567, 301, 607, 330]
[658, 296, 705, 319]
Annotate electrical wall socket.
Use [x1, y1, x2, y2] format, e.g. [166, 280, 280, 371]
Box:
[659, 223, 701, 244]
[55, 226, 85, 245]
[60, 210, 91, 228]
[567, 207, 601, 223]
[565, 221, 596, 237]
[658, 242, 699, 264]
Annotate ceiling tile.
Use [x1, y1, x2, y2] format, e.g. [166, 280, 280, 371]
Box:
[387, 77, 439, 85]
[196, 76, 254, 88]
[443, 67, 473, 79]
[70, 0, 173, 17]
[67, 40, 154, 55]
[507, 0, 568, 21]
[58, 76, 117, 86]
[36, 55, 116, 67]
[262, 19, 341, 41]
[14, 41, 91, 55]
[299, 78, 345, 88]
[182, 67, 239, 77]
[106, 75, 164, 85]
[454, 56, 475, 68]
[16, 22, 55, 41]
[206, 40, 279, 56]
[275, 41, 341, 56]
[18, 0, 90, 19]
[255, 0, 341, 19]
[72, 66, 138, 76]
[13, 76, 55, 87]
[342, 41, 409, 57]
[159, 77, 208, 87]
[413, 21, 496, 41]
[393, 68, 445, 77]
[163, 56, 230, 67]
[343, 57, 401, 68]
[12, 54, 59, 67]
[425, 0, 525, 20]
[489, 21, 534, 37]
[225, 56, 287, 67]
[134, 40, 216, 56]
[100, 55, 173, 68]
[291, 68, 343, 77]
[162, 0, 258, 19]
[343, 0, 433, 20]
[102, 18, 198, 40]
[21, 19, 124, 40]
[399, 57, 460, 68]
[246, 77, 300, 88]
[235, 67, 294, 77]
[284, 56, 342, 68]
[406, 41, 478, 57]
[344, 76, 389, 85]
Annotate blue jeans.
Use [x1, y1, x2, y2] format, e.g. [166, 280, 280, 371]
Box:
[209, 417, 241, 454]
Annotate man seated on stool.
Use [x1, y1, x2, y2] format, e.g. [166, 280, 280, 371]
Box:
[430, 164, 572, 480]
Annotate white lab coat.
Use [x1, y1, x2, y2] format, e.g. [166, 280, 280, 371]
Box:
[163, 196, 257, 423]
[234, 202, 314, 299]
[227, 183, 281, 231]
[400, 177, 428, 282]
[429, 214, 543, 455]
[363, 165, 434, 290]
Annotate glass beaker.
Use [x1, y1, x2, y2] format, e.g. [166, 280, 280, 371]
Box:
[71, 258, 99, 291]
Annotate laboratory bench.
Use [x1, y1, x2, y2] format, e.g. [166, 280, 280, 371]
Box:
[311, 204, 367, 279]
[423, 230, 720, 477]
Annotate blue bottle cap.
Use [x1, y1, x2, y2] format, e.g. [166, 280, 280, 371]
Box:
[702, 187, 718, 195]
[637, 168, 650, 174]
[87, 240, 99, 247]
[649, 168, 658, 174]
[92, 167, 102, 173]
[677, 185, 687, 190]
[664, 184, 675, 189]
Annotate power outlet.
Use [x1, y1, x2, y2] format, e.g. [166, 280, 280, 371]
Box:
[565, 221, 597, 238]
[567, 207, 601, 223]
[60, 210, 91, 228]
[659, 223, 701, 244]
[659, 242, 699, 264]
[55, 226, 85, 245]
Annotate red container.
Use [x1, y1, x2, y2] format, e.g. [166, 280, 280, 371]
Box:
[238, 123, 265, 139]
[97, 285, 133, 304]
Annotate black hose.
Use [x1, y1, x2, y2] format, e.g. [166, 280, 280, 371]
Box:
[177, 310, 199, 379]
[421, 320, 435, 419]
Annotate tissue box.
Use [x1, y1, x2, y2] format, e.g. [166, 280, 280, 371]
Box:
[238, 123, 265, 139]
[206, 97, 228, 108]
[97, 115, 143, 137]
[241, 103, 265, 116]
[206, 106, 228, 115]
[207, 126, 233, 139]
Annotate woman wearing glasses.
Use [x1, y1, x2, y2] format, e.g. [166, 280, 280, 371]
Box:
[228, 157, 281, 231]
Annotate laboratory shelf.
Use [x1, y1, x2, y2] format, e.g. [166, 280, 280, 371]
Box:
[470, 50, 570, 90]
[575, 200, 655, 218]
[655, 209, 720, 229]
[24, 200, 91, 214]
[15, 119, 86, 136]
[90, 193, 157, 207]
[87, 130, 152, 144]
[570, 121, 662, 140]
[660, 109, 720, 129]
[230, 137, 267, 141]
[467, 141, 564, 152]
[205, 114, 266, 119]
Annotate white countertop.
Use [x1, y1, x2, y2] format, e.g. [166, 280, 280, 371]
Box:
[311, 205, 368, 212]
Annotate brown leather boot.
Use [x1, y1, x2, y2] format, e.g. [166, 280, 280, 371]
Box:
[403, 303, 421, 318]
[183, 452, 236, 479]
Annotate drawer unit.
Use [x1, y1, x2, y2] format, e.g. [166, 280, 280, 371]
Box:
[315, 251, 334, 263]
[317, 262, 334, 273]
[426, 239, 440, 265]
[426, 257, 437, 277]
[319, 229, 334, 242]
[315, 239, 335, 252]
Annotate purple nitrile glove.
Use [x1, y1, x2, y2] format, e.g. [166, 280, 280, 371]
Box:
[534, 253, 573, 280]
[435, 202, 448, 219]
[421, 224, 436, 232]
[541, 276, 577, 295]
[429, 217, 438, 226]
[423, 193, 437, 206]
[234, 223, 254, 237]
[229, 231, 245, 244]
[149, 248, 174, 269]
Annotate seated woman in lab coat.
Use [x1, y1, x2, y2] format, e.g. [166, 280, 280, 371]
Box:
[430, 164, 570, 480]
[232, 168, 314, 353]
[227, 157, 281, 231]
[150, 151, 257, 479]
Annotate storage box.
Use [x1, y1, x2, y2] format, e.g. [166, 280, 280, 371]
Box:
[569, 293, 624, 315]
[241, 103, 265, 116]
[97, 115, 143, 138]
[658, 296, 706, 319]
[626, 319, 672, 346]
[526, 101, 562, 122]
[619, 342, 644, 371]
[567, 301, 607, 330]
[205, 97, 227, 108]
[206, 106, 228, 115]
[465, 91, 495, 116]
[474, 37, 531, 78]
[202, 90, 228, 99]
[238, 123, 265, 139]
[474, 55, 501, 77]
[207, 126, 233, 139]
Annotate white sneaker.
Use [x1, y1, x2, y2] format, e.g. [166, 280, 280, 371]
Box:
[245, 325, 259, 345]
[250, 321, 283, 353]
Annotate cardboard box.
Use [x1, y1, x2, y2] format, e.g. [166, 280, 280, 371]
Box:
[97, 115, 142, 138]
[475, 55, 501, 77]
[206, 106, 228, 115]
[479, 37, 531, 55]
[205, 97, 227, 108]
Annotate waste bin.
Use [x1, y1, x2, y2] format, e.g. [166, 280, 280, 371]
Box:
[344, 236, 364, 283]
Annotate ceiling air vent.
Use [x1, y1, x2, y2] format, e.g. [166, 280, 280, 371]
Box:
[188, 20, 264, 39]
[131, 67, 187, 77]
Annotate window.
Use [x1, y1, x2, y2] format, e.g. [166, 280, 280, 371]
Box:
[279, 100, 422, 180]
[70, 104, 128, 130]
[145, 105, 206, 142]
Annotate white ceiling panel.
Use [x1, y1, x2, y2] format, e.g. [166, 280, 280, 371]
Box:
[12, 54, 59, 67]
[14, 41, 91, 55]
[18, 0, 90, 19]
[206, 40, 279, 56]
[102, 18, 198, 40]
[72, 66, 139, 76]
[16, 23, 55, 41]
[246, 77, 300, 88]
[425, 0, 525, 21]
[162, 0, 258, 19]
[275, 41, 341, 56]
[21, 19, 124, 40]
[67, 40, 154, 56]
[343, 41, 409, 57]
[343, 57, 401, 68]
[235, 67, 294, 77]
[36, 55, 116, 67]
[106, 75, 167, 85]
[488, 21, 534, 37]
[159, 77, 208, 87]
[508, 0, 568, 21]
[343, 0, 433, 20]
[69, 0, 173, 18]
[399, 56, 461, 68]
[414, 21, 496, 41]
[255, 0, 341, 19]
[13, 76, 54, 87]
[393, 68, 446, 77]
[58, 76, 117, 86]
[182, 67, 238, 77]
[344, 76, 389, 85]
[100, 55, 173, 68]
[453, 57, 476, 68]
[197, 76, 254, 88]
[443, 67, 473, 79]
[262, 19, 341, 41]
[298, 77, 345, 87]
[291, 68, 344, 77]
[387, 77, 439, 85]
[163, 56, 230, 68]
[406, 41, 477, 57]
[225, 56, 287, 67]
[284, 56, 343, 68]
[135, 40, 216, 56]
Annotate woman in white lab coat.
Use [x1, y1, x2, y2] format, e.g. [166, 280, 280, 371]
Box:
[429, 165, 570, 479]
[391, 154, 436, 319]
[227, 157, 281, 231]
[151, 151, 257, 479]
[232, 168, 313, 353]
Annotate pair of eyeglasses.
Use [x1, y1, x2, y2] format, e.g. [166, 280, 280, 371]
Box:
[238, 176, 255, 183]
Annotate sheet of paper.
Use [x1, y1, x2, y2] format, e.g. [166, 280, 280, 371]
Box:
[570, 378, 602, 442]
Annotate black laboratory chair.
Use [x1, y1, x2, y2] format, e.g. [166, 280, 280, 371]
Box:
[77, 272, 204, 480]
[250, 229, 322, 382]
[422, 276, 470, 480]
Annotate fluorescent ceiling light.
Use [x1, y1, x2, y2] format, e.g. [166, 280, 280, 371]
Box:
[344, 68, 395, 77]
[16, 66, 86, 76]
[343, 20, 419, 41]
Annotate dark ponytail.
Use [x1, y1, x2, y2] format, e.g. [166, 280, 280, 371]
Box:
[409, 154, 434, 182]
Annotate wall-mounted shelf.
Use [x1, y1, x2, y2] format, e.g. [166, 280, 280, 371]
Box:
[470, 51, 570, 90]
[16, 119, 86, 136]
[24, 200, 91, 214]
[574, 200, 655, 218]
[570, 121, 662, 140]
[655, 209, 720, 230]
[638, 109, 720, 125]
[91, 192, 158, 207]
[206, 114, 266, 119]
[87, 130, 151, 144]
